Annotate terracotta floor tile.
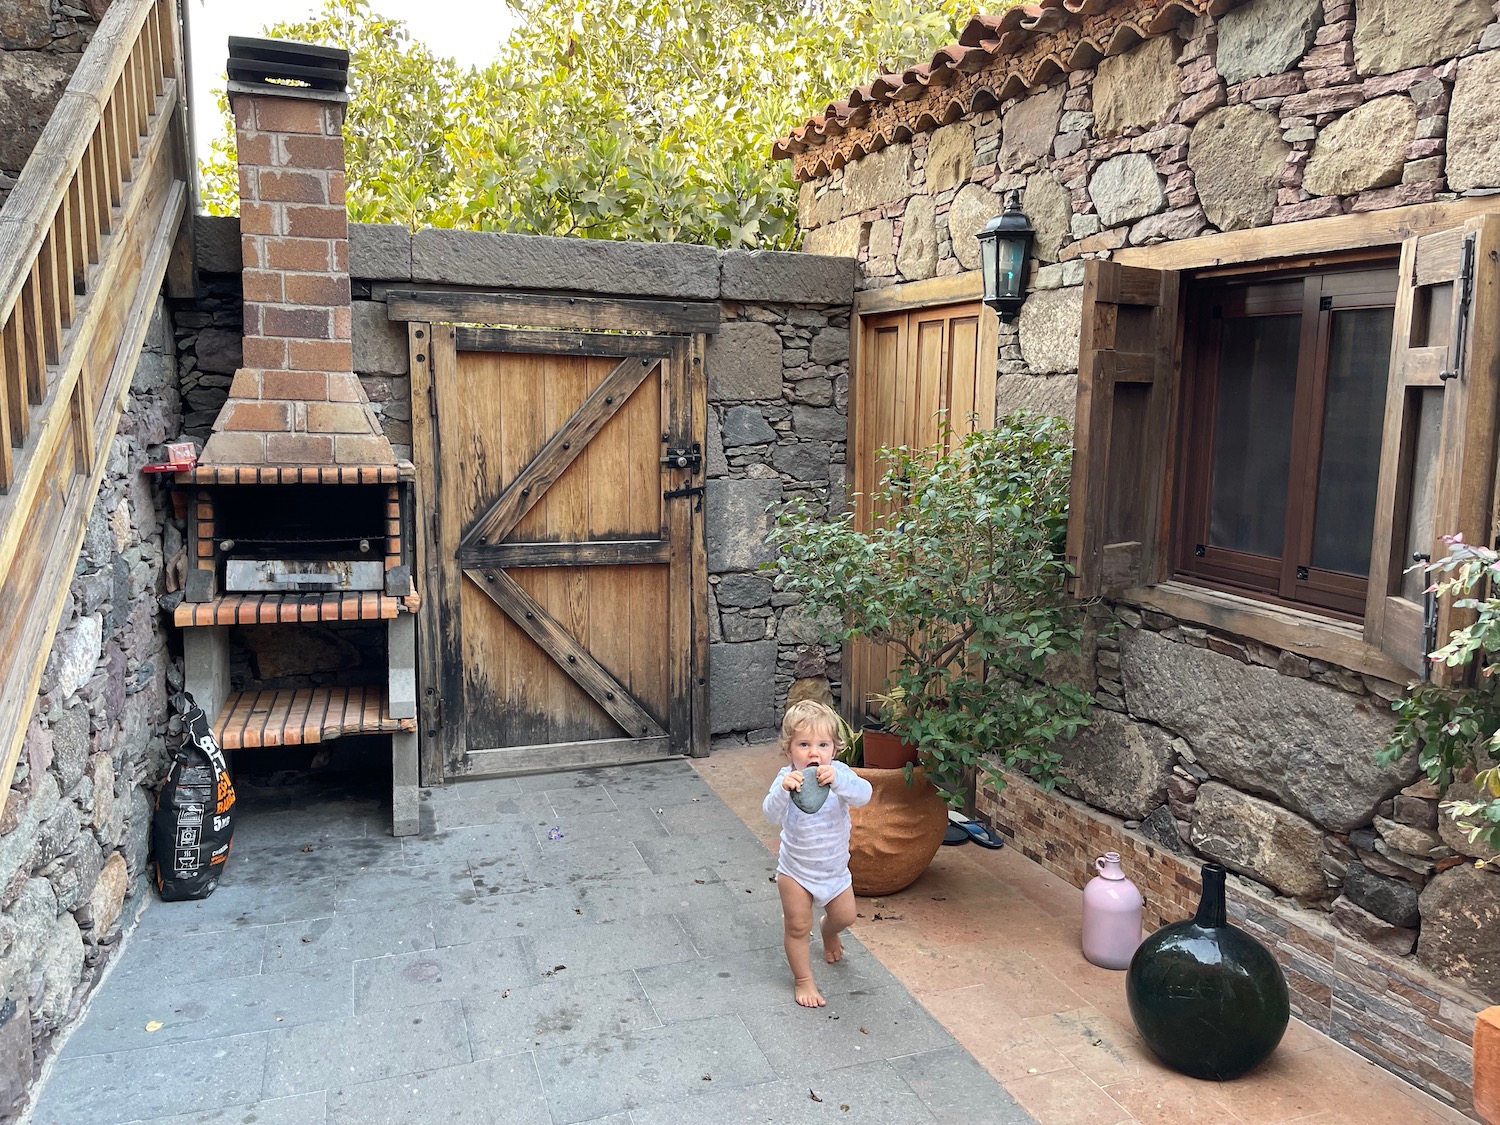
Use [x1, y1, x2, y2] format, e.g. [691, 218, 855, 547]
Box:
[1027, 1006, 1153, 1086]
[1104, 1075, 1247, 1125]
[917, 985, 1075, 1082]
[692, 747, 1473, 1125]
[1007, 1066, 1138, 1125]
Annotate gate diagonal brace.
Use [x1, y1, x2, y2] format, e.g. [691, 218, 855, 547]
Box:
[463, 566, 666, 741]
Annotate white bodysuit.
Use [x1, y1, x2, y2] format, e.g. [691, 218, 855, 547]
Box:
[763, 762, 873, 906]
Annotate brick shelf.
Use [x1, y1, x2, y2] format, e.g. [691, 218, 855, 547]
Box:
[174, 591, 420, 626]
[213, 686, 416, 750]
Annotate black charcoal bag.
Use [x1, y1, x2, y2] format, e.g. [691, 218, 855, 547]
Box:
[153, 692, 235, 901]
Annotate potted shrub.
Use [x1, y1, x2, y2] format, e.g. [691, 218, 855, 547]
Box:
[772, 412, 1091, 889]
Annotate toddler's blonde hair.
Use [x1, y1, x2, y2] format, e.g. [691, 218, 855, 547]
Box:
[780, 699, 845, 755]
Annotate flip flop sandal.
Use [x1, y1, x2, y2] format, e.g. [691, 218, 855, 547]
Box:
[958, 819, 1005, 849]
[942, 823, 971, 845]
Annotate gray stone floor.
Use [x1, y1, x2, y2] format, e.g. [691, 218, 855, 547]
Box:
[28, 759, 1034, 1125]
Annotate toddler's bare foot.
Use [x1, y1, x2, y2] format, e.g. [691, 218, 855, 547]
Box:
[794, 975, 826, 1007]
[822, 917, 845, 963]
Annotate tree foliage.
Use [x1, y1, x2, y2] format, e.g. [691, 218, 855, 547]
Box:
[200, 0, 976, 247]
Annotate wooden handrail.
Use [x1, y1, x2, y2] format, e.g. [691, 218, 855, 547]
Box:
[0, 0, 189, 808]
[0, 0, 177, 481]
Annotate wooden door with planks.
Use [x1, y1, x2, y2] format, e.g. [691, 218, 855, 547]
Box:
[848, 299, 994, 722]
[410, 319, 707, 780]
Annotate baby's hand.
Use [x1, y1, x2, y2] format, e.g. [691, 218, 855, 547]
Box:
[782, 770, 803, 792]
[815, 763, 835, 786]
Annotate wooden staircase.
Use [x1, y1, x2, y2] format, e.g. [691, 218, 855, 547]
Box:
[0, 0, 190, 806]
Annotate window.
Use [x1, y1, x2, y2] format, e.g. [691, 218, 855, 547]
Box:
[1174, 266, 1397, 619]
[1065, 210, 1500, 679]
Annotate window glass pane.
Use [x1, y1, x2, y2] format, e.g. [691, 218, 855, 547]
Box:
[1310, 307, 1395, 575]
[1399, 387, 1445, 603]
[1209, 314, 1301, 557]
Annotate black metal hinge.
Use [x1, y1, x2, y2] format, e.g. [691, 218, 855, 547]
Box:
[1440, 233, 1477, 382]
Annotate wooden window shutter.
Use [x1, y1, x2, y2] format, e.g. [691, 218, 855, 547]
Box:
[1066, 260, 1181, 598]
[1367, 215, 1500, 678]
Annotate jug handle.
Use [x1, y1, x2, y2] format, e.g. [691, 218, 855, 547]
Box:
[1094, 856, 1107, 876]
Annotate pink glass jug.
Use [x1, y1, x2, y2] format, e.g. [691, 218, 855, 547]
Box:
[1082, 851, 1144, 970]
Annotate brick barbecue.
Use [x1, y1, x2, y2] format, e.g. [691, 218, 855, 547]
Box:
[177, 38, 420, 835]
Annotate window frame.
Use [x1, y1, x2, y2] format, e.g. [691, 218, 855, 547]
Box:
[1068, 198, 1500, 683]
[1172, 260, 1399, 620]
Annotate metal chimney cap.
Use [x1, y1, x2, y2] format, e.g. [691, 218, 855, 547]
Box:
[227, 36, 349, 93]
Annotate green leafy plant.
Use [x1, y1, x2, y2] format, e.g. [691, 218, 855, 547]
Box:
[1379, 535, 1500, 853]
[832, 710, 863, 767]
[769, 412, 1092, 807]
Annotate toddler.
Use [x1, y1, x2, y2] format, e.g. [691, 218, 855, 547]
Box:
[762, 700, 872, 1007]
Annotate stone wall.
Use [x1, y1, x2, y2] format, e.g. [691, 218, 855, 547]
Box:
[189, 218, 856, 746]
[0, 0, 107, 209]
[0, 298, 179, 1113]
[793, 0, 1500, 1109]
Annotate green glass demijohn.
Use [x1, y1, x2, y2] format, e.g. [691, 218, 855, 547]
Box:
[1125, 862, 1289, 1081]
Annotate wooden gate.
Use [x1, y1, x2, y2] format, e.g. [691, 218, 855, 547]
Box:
[847, 287, 996, 721]
[404, 300, 708, 781]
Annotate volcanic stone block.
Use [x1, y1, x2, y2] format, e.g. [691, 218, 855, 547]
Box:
[709, 640, 777, 734]
[1189, 782, 1330, 899]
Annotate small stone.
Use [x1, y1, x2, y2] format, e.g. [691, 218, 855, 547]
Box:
[1093, 35, 1181, 136]
[1216, 0, 1324, 86]
[1417, 862, 1500, 998]
[1353, 0, 1491, 78]
[1088, 154, 1166, 228]
[896, 196, 938, 281]
[1343, 860, 1421, 926]
[1303, 96, 1417, 196]
[1447, 52, 1500, 193]
[1329, 895, 1417, 955]
[1374, 814, 1445, 858]
[1190, 782, 1332, 899]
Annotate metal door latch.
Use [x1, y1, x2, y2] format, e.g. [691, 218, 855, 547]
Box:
[661, 443, 702, 472]
[664, 482, 705, 510]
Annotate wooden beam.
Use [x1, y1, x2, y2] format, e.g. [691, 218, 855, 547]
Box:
[456, 540, 670, 568]
[853, 270, 984, 316]
[454, 326, 674, 358]
[386, 289, 721, 335]
[461, 736, 673, 777]
[1126, 581, 1412, 684]
[1115, 197, 1500, 273]
[464, 567, 667, 740]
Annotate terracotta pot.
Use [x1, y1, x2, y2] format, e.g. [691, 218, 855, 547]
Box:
[860, 729, 921, 770]
[847, 766, 948, 896]
[1475, 1007, 1500, 1124]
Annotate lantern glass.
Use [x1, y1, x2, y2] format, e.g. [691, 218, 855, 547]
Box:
[995, 236, 1026, 300]
[981, 232, 1000, 303]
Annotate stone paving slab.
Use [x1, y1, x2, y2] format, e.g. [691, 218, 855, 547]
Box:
[27, 759, 1031, 1125]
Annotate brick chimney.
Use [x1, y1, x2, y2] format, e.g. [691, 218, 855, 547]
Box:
[198, 37, 396, 469]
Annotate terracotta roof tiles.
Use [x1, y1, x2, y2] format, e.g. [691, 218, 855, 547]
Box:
[774, 0, 1243, 181]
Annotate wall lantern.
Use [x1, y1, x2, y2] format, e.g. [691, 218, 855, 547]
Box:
[976, 189, 1035, 321]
